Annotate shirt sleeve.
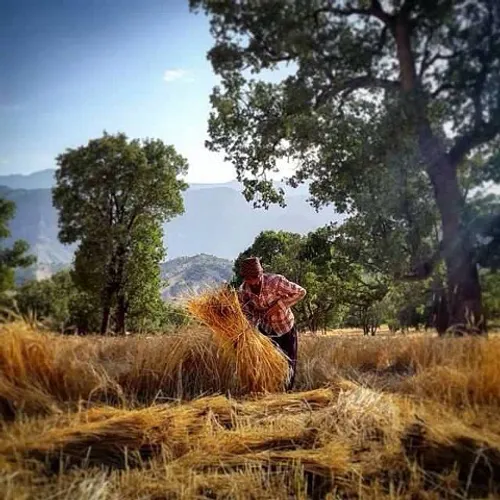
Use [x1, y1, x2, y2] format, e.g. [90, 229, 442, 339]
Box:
[274, 275, 306, 308]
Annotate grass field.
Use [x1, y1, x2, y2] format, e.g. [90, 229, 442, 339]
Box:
[1, 322, 500, 499]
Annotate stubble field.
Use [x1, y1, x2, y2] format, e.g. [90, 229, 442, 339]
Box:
[1, 322, 499, 499]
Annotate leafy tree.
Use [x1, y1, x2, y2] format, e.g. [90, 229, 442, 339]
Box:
[15, 270, 107, 333]
[380, 279, 430, 332]
[465, 191, 500, 271]
[53, 132, 188, 334]
[338, 270, 388, 335]
[191, 0, 500, 334]
[0, 197, 36, 295]
[232, 230, 305, 286]
[123, 220, 166, 331]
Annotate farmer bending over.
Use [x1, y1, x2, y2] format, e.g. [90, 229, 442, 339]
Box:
[237, 256, 306, 390]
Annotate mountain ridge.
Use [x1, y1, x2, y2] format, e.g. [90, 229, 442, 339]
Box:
[160, 253, 233, 299]
[0, 169, 311, 196]
[0, 169, 341, 271]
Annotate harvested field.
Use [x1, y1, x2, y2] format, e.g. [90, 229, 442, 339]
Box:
[1, 322, 500, 499]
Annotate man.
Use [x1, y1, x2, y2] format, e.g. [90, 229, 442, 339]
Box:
[237, 256, 306, 390]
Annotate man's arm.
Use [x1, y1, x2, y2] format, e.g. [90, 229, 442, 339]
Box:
[274, 275, 306, 308]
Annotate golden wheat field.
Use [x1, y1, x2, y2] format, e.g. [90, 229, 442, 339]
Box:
[1, 322, 500, 499]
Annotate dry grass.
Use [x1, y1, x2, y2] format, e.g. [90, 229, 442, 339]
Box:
[186, 286, 289, 392]
[1, 321, 500, 498]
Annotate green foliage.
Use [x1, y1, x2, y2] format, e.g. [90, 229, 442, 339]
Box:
[124, 219, 166, 330]
[125, 299, 191, 333]
[191, 0, 500, 331]
[464, 191, 500, 270]
[15, 269, 189, 334]
[481, 270, 500, 322]
[52, 132, 188, 334]
[191, 0, 500, 208]
[15, 270, 99, 333]
[0, 197, 36, 295]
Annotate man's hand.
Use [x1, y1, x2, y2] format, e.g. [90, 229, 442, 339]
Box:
[264, 300, 282, 320]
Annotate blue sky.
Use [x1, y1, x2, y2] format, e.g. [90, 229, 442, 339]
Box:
[0, 0, 244, 183]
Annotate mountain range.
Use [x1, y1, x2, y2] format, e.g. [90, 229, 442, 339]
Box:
[0, 169, 341, 273]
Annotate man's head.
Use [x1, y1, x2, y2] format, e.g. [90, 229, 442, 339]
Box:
[240, 256, 263, 286]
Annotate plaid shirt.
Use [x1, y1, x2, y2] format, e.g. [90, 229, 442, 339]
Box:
[238, 273, 306, 336]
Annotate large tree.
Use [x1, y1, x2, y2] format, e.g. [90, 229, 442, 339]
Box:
[0, 197, 35, 295]
[190, 0, 500, 333]
[53, 132, 188, 334]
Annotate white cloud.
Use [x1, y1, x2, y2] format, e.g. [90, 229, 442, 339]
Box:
[163, 69, 193, 83]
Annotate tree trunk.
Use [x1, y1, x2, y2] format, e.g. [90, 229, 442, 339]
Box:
[116, 294, 127, 335]
[100, 302, 111, 335]
[116, 246, 127, 335]
[421, 130, 485, 334]
[393, 19, 485, 335]
[100, 276, 116, 334]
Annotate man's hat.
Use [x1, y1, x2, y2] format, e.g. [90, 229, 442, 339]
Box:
[239, 256, 263, 279]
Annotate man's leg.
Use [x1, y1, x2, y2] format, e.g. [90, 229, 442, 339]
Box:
[273, 326, 298, 391]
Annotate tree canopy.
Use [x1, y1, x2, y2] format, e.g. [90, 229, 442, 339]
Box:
[191, 0, 500, 334]
[53, 132, 188, 334]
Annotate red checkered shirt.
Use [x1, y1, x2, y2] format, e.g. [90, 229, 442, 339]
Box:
[238, 273, 306, 336]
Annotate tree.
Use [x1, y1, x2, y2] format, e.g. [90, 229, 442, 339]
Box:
[232, 230, 305, 286]
[481, 270, 500, 323]
[191, 0, 500, 334]
[53, 132, 188, 334]
[0, 197, 36, 295]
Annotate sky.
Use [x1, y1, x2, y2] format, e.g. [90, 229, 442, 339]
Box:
[0, 0, 265, 183]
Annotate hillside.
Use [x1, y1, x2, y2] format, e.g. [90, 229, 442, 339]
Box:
[13, 252, 233, 298]
[0, 186, 75, 266]
[161, 254, 233, 299]
[0, 170, 341, 266]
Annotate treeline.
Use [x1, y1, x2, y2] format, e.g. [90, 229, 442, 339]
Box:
[233, 227, 500, 335]
[12, 269, 189, 333]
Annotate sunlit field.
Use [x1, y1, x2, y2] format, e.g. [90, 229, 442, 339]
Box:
[1, 322, 500, 499]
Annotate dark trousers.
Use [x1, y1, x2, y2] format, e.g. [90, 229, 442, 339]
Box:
[259, 325, 298, 390]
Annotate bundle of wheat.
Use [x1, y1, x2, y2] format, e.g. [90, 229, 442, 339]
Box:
[185, 286, 289, 393]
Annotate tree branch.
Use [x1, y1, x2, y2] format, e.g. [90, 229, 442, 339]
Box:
[371, 0, 393, 25]
[316, 75, 399, 108]
[448, 4, 499, 166]
[449, 118, 500, 166]
[431, 82, 453, 98]
[314, 0, 392, 25]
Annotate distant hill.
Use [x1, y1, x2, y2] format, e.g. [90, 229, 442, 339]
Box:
[160, 254, 233, 299]
[14, 253, 233, 301]
[0, 169, 55, 190]
[0, 169, 311, 196]
[0, 169, 342, 269]
[0, 186, 75, 267]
